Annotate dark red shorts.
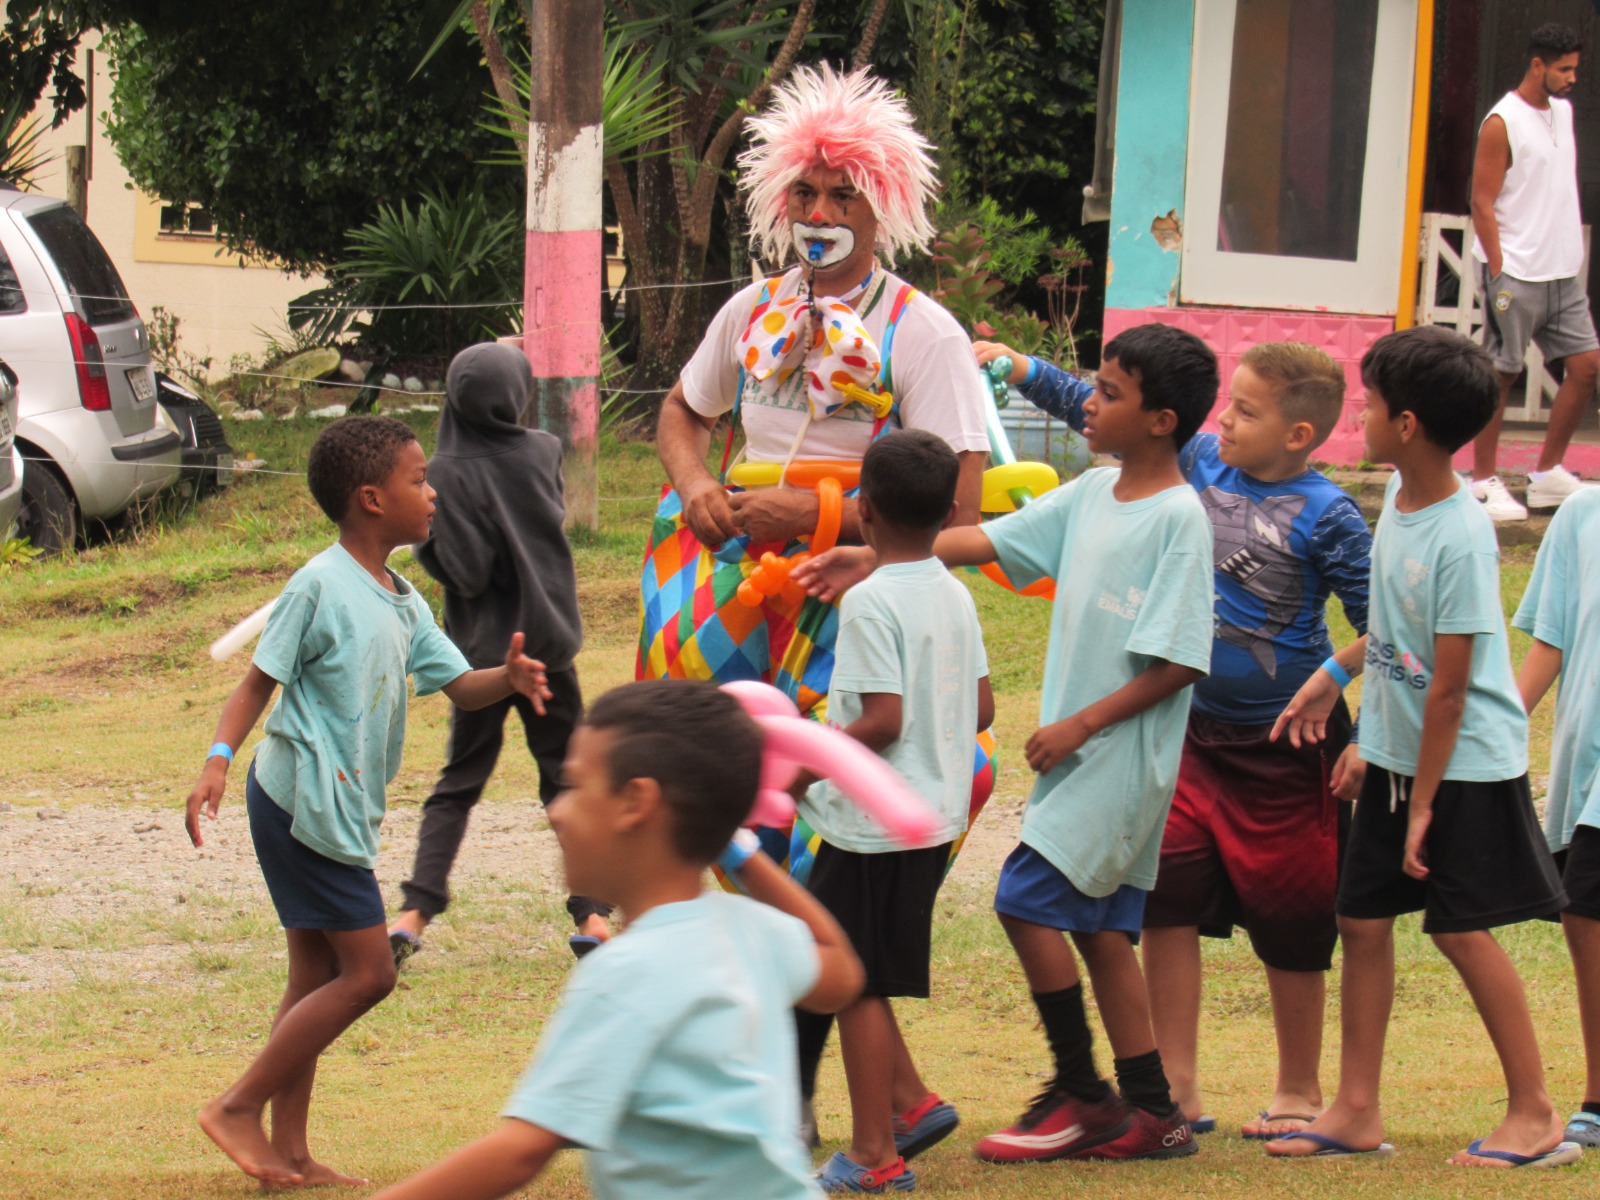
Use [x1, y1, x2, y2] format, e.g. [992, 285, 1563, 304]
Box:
[1143, 706, 1350, 972]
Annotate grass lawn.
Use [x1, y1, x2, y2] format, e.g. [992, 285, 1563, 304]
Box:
[0, 418, 1586, 1198]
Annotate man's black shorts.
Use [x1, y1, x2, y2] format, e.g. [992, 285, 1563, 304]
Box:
[1337, 766, 1565, 933]
[807, 839, 952, 998]
[1551, 824, 1600, 921]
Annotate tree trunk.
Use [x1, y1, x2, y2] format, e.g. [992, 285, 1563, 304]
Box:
[473, 0, 526, 163]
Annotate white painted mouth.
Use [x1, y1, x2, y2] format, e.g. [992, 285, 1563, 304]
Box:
[793, 223, 855, 268]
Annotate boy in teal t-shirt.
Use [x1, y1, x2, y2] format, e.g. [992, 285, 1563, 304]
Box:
[1514, 486, 1600, 1146]
[184, 416, 553, 1189]
[798, 323, 1218, 1165]
[368, 682, 864, 1200]
[1267, 326, 1572, 1167]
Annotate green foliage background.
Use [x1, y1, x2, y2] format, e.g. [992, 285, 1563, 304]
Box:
[100, 0, 515, 274]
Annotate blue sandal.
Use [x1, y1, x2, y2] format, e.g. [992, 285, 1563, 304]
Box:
[1563, 1111, 1600, 1148]
[1458, 1138, 1581, 1168]
[813, 1152, 915, 1193]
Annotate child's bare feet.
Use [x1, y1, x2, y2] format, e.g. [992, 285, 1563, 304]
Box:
[1449, 1106, 1567, 1167]
[261, 1160, 370, 1190]
[576, 912, 611, 941]
[199, 1098, 304, 1185]
[1263, 1100, 1385, 1157]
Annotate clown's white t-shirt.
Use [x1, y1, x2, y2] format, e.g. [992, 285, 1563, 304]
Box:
[680, 267, 990, 463]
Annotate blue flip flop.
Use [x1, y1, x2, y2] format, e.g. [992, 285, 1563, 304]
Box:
[569, 934, 603, 959]
[1190, 1115, 1217, 1135]
[1458, 1138, 1581, 1168]
[1243, 1110, 1318, 1140]
[1267, 1131, 1395, 1159]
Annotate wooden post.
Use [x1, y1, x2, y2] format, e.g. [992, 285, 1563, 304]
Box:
[65, 146, 87, 217]
[525, 1, 602, 530]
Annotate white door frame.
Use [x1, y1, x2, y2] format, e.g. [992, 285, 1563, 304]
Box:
[1180, 0, 1419, 315]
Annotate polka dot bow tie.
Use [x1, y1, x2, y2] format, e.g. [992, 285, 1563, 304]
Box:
[736, 269, 885, 420]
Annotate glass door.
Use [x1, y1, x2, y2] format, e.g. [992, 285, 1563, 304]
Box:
[1180, 0, 1419, 314]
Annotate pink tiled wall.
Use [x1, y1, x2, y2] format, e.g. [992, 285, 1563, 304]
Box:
[1103, 306, 1389, 465]
[1103, 305, 1600, 475]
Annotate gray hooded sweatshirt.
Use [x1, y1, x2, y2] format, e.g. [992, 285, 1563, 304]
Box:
[413, 343, 583, 671]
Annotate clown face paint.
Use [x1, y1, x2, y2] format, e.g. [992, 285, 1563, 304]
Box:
[792, 222, 856, 268]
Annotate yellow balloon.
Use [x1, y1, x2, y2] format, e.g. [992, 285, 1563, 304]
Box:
[981, 461, 1060, 513]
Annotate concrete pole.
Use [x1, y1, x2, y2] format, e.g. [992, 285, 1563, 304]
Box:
[525, 1, 602, 529]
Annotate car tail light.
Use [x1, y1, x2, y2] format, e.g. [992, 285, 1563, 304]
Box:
[64, 312, 111, 412]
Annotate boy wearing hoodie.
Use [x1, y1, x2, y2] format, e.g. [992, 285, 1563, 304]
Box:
[389, 343, 611, 962]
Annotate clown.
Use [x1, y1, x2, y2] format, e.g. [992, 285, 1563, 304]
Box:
[640, 64, 991, 723]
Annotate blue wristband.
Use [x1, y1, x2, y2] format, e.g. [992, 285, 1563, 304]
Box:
[1321, 657, 1352, 689]
[717, 828, 761, 875]
[1022, 356, 1041, 386]
[208, 742, 234, 764]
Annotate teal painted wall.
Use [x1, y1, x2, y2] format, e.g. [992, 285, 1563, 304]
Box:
[1105, 0, 1196, 311]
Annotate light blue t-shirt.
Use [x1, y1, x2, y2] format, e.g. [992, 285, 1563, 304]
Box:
[503, 893, 821, 1200]
[984, 468, 1214, 896]
[1513, 487, 1600, 849]
[801, 558, 988, 852]
[252, 543, 469, 868]
[1360, 475, 1527, 782]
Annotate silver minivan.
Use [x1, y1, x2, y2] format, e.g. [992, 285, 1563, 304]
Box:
[0, 191, 179, 552]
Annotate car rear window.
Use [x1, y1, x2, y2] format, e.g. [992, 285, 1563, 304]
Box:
[23, 205, 135, 324]
[0, 242, 24, 315]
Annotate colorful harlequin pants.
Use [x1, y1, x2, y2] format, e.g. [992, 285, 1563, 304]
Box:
[636, 486, 995, 885]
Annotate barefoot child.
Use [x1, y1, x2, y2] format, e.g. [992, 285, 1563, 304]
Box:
[977, 339, 1372, 1137]
[184, 415, 553, 1188]
[1267, 325, 1575, 1166]
[802, 323, 1218, 1162]
[390, 343, 611, 965]
[801, 430, 993, 1193]
[1514, 486, 1600, 1148]
[368, 681, 864, 1200]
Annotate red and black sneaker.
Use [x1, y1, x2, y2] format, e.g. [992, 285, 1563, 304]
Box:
[973, 1086, 1133, 1164]
[1067, 1105, 1198, 1161]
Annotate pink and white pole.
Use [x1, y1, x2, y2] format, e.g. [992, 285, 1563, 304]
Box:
[524, 2, 601, 529]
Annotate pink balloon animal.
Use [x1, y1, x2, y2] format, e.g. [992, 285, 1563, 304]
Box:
[720, 680, 944, 847]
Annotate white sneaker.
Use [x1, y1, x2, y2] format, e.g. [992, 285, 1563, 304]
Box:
[1526, 464, 1597, 510]
[1469, 474, 1527, 522]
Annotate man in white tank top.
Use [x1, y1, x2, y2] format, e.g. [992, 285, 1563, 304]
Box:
[1469, 22, 1599, 521]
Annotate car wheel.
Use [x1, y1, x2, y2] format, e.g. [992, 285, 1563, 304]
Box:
[16, 459, 78, 556]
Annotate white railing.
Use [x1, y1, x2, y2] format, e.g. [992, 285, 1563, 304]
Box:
[1417, 212, 1594, 423]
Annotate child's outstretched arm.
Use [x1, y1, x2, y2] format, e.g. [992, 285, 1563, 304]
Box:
[973, 340, 1093, 430]
[1026, 658, 1202, 774]
[1517, 639, 1564, 714]
[1403, 632, 1474, 880]
[726, 846, 864, 1013]
[441, 632, 552, 714]
[185, 664, 279, 847]
[367, 1119, 563, 1200]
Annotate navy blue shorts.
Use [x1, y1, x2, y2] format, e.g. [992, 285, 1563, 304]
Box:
[993, 843, 1147, 941]
[247, 763, 386, 931]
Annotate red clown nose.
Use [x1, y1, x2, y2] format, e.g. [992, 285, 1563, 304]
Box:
[810, 211, 824, 223]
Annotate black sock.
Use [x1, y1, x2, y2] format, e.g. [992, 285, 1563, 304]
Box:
[1584, 1101, 1600, 1117]
[1033, 984, 1111, 1103]
[795, 1008, 835, 1102]
[1114, 1049, 1177, 1117]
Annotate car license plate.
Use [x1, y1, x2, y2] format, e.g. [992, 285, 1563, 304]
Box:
[128, 368, 155, 402]
[216, 452, 235, 487]
[0, 405, 11, 442]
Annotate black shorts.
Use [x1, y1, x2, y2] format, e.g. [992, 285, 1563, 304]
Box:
[247, 762, 386, 931]
[1551, 825, 1600, 922]
[1337, 766, 1565, 934]
[807, 839, 952, 998]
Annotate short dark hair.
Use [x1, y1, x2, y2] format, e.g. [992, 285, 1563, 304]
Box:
[1359, 325, 1498, 452]
[1530, 22, 1581, 66]
[584, 681, 763, 866]
[305, 415, 418, 521]
[1102, 323, 1220, 448]
[859, 429, 959, 531]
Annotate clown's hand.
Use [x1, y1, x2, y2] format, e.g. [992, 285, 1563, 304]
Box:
[791, 545, 876, 604]
[681, 477, 741, 549]
[729, 488, 818, 545]
[973, 341, 1030, 384]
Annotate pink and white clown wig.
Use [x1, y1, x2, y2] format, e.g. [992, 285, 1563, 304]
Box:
[738, 64, 938, 267]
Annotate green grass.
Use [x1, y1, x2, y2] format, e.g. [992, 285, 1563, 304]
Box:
[0, 421, 1587, 1197]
